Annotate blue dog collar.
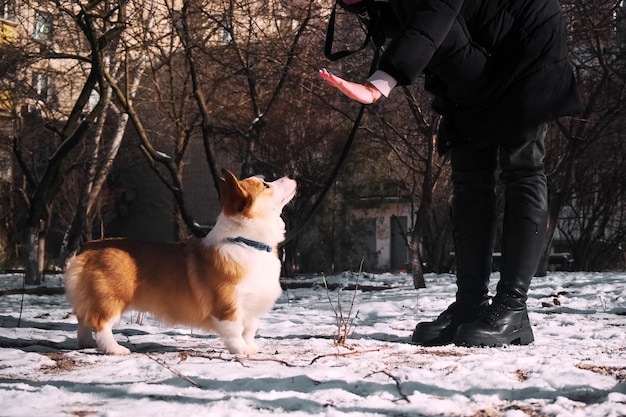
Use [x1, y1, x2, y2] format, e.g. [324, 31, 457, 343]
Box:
[226, 237, 273, 253]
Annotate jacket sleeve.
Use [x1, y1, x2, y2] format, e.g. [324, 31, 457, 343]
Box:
[379, 0, 465, 85]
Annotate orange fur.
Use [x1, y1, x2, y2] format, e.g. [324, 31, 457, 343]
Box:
[66, 239, 243, 332]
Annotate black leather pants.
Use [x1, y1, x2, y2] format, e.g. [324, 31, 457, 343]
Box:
[449, 123, 548, 346]
[449, 123, 548, 307]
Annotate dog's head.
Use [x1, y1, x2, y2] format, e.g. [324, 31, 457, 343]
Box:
[219, 169, 297, 221]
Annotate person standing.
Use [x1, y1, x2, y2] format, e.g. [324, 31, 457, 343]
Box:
[320, 0, 583, 347]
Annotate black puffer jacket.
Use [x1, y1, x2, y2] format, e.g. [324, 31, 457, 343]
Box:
[373, 0, 583, 153]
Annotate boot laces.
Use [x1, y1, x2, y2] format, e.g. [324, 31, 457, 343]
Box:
[478, 298, 508, 326]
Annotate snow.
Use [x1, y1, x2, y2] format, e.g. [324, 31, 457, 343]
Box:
[155, 151, 171, 161]
[0, 271, 625, 417]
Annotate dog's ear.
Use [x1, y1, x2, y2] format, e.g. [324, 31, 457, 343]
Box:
[220, 169, 250, 214]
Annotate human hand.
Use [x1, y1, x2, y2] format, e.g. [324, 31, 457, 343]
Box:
[319, 68, 382, 104]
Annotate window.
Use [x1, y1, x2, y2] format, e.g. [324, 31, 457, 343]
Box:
[0, 91, 12, 112]
[221, 27, 232, 43]
[33, 72, 50, 101]
[0, 0, 16, 22]
[33, 11, 53, 41]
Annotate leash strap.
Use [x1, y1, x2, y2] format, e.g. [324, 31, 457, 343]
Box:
[324, 2, 373, 61]
[282, 2, 383, 247]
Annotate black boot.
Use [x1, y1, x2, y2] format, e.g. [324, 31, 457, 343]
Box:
[412, 298, 488, 346]
[454, 205, 547, 347]
[453, 294, 535, 347]
[412, 161, 497, 346]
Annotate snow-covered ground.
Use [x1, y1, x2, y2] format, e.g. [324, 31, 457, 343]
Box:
[0, 271, 625, 417]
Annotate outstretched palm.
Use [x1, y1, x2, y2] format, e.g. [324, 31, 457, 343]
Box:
[319, 68, 381, 104]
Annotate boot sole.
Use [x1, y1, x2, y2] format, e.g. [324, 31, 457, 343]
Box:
[411, 328, 454, 346]
[412, 323, 459, 347]
[454, 325, 534, 347]
[412, 333, 455, 347]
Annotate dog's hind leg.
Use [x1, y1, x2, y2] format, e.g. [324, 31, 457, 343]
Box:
[77, 322, 97, 348]
[95, 316, 131, 355]
[242, 316, 260, 353]
[212, 318, 256, 355]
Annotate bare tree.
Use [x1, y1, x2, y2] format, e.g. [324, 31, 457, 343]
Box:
[397, 86, 450, 287]
[8, 0, 127, 284]
[538, 0, 626, 274]
[61, 0, 159, 257]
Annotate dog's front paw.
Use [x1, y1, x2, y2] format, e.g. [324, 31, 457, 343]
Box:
[95, 329, 132, 355]
[245, 341, 260, 354]
[224, 339, 259, 356]
[100, 345, 131, 355]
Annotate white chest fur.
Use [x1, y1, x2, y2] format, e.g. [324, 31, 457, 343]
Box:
[225, 243, 283, 312]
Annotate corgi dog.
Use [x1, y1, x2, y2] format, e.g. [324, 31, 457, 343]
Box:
[65, 169, 296, 355]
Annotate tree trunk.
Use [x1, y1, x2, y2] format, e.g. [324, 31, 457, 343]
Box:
[537, 195, 563, 276]
[23, 121, 91, 284]
[411, 131, 436, 288]
[24, 222, 46, 285]
[410, 232, 426, 288]
[61, 90, 129, 260]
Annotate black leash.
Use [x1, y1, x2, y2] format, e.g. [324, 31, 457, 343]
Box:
[281, 103, 366, 246]
[281, 11, 382, 247]
[324, 2, 370, 61]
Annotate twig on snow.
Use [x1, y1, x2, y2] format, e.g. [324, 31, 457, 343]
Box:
[366, 370, 411, 403]
[145, 353, 200, 387]
[309, 348, 382, 365]
[184, 350, 300, 368]
[239, 357, 301, 367]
